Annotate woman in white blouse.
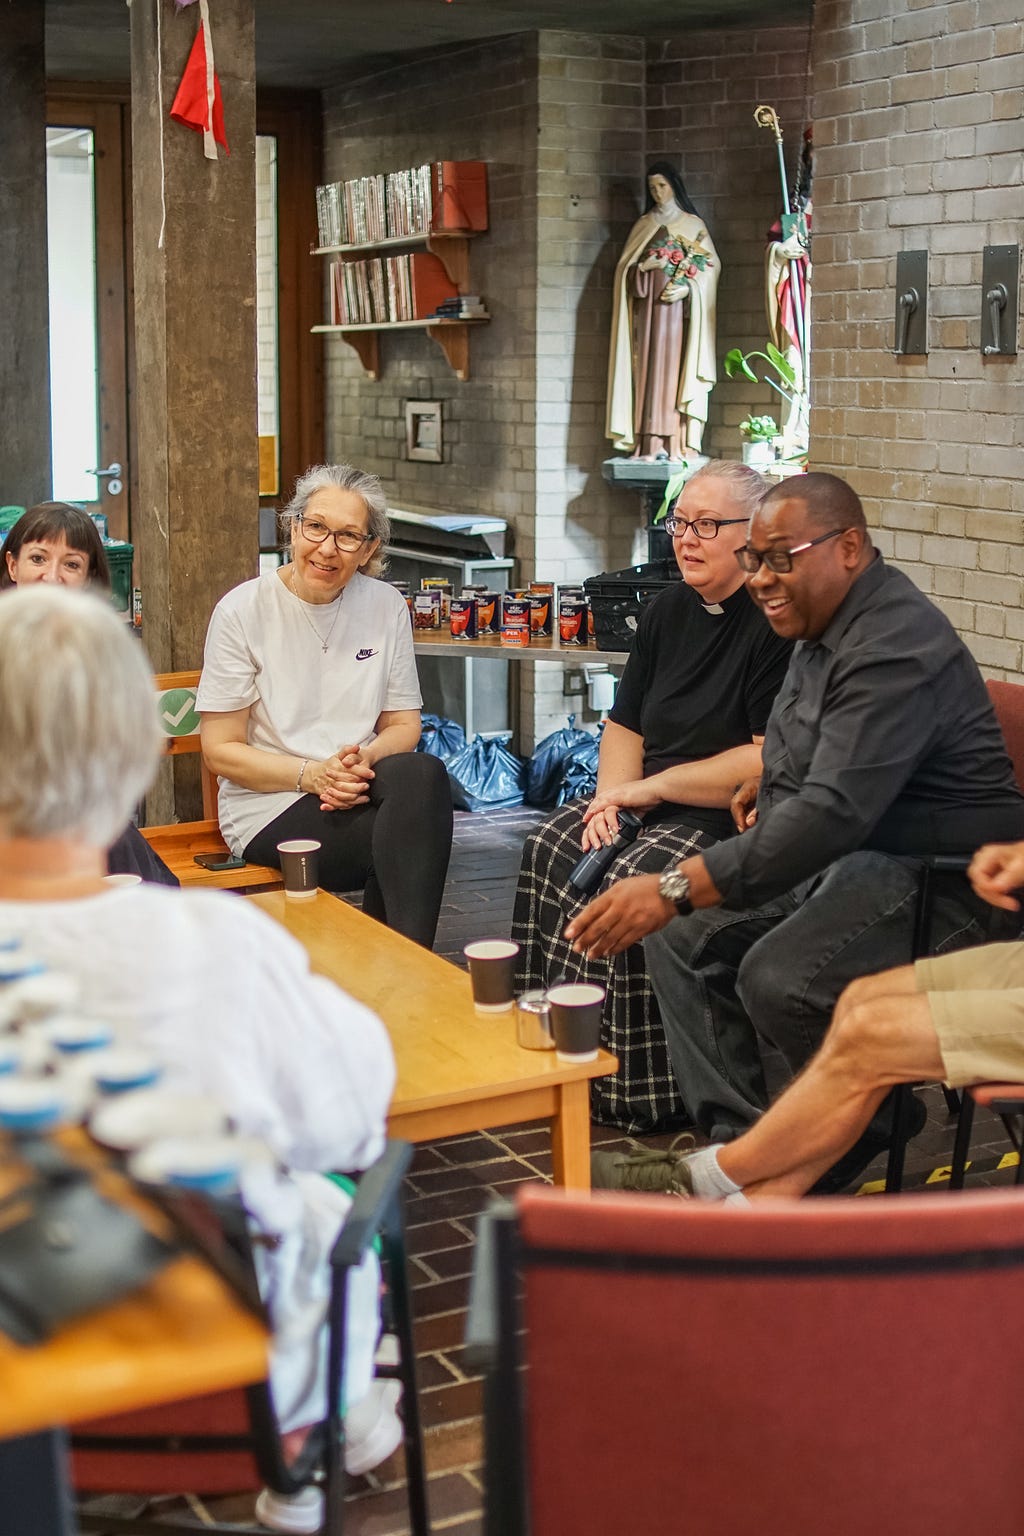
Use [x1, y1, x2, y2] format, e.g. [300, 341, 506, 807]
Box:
[198, 464, 452, 948]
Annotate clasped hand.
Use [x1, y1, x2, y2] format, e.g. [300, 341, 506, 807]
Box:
[315, 744, 374, 811]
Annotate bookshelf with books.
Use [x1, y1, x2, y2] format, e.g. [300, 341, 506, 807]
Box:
[312, 160, 490, 380]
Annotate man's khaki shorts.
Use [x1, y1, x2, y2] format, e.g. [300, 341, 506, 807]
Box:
[915, 942, 1024, 1088]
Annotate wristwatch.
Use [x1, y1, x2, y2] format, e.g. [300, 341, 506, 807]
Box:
[658, 867, 693, 916]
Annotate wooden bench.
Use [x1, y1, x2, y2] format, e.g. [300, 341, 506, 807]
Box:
[146, 671, 283, 893]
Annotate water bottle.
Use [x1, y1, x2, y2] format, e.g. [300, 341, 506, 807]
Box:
[567, 809, 643, 898]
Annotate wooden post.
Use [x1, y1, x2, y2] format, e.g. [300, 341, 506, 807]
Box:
[130, 0, 258, 818]
[0, 1, 50, 507]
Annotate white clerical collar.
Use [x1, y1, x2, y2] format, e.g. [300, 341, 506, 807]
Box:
[702, 602, 725, 615]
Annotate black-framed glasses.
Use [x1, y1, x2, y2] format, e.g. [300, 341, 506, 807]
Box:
[664, 515, 748, 540]
[295, 513, 374, 554]
[735, 527, 846, 575]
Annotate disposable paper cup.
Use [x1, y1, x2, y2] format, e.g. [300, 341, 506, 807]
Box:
[277, 839, 320, 899]
[129, 1135, 241, 1194]
[103, 873, 143, 888]
[546, 982, 605, 1062]
[464, 940, 520, 1013]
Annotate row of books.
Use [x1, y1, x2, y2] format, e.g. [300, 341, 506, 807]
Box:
[329, 251, 458, 326]
[315, 160, 488, 249]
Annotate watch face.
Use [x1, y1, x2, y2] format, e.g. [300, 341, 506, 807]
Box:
[660, 870, 690, 904]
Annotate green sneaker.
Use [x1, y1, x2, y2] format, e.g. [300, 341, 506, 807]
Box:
[590, 1134, 698, 1196]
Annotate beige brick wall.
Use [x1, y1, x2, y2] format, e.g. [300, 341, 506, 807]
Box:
[812, 0, 1024, 676]
[322, 35, 539, 530]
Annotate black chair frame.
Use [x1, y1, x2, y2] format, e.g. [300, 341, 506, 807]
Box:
[75, 1139, 430, 1536]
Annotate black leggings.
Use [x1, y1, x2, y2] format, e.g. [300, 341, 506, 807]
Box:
[244, 752, 453, 949]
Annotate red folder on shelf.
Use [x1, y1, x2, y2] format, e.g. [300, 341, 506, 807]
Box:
[431, 161, 488, 233]
[410, 252, 459, 320]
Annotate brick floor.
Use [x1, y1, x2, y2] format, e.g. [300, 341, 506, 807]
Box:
[109, 806, 1022, 1534]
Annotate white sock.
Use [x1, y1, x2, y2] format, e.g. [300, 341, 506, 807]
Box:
[686, 1144, 743, 1200]
[723, 1189, 751, 1207]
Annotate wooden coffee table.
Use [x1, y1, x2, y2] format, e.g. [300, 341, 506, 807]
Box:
[248, 891, 617, 1190]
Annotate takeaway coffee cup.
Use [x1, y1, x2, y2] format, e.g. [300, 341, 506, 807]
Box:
[546, 982, 605, 1062]
[277, 839, 320, 900]
[464, 940, 520, 1013]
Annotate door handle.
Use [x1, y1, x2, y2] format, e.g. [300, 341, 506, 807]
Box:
[87, 462, 122, 477]
[896, 289, 919, 356]
[983, 284, 1008, 356]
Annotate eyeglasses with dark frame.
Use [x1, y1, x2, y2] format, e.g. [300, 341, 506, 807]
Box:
[734, 527, 846, 575]
[295, 513, 375, 555]
[664, 515, 749, 540]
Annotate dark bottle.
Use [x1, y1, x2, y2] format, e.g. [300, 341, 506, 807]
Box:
[567, 809, 643, 898]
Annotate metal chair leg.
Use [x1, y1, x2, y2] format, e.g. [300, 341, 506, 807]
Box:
[949, 1093, 975, 1190]
[884, 1084, 912, 1193]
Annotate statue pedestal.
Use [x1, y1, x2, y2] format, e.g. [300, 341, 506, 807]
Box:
[602, 455, 707, 562]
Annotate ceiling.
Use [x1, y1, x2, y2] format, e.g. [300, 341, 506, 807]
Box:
[46, 0, 810, 91]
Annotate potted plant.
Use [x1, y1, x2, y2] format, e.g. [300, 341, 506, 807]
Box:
[724, 342, 808, 461]
[738, 413, 779, 468]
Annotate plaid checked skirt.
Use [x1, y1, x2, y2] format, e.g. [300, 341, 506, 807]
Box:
[511, 801, 713, 1133]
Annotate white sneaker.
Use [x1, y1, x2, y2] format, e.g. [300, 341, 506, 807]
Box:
[254, 1485, 323, 1535]
[256, 1338, 405, 1530]
[344, 1333, 404, 1476]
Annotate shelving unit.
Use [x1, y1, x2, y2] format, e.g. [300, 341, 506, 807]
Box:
[312, 210, 490, 379]
[311, 316, 488, 381]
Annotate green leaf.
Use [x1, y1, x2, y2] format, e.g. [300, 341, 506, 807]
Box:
[765, 342, 797, 387]
[654, 468, 689, 522]
[723, 347, 745, 379]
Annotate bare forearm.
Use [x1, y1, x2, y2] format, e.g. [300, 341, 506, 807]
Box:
[363, 721, 421, 765]
[594, 721, 644, 797]
[641, 743, 763, 811]
[202, 739, 311, 795]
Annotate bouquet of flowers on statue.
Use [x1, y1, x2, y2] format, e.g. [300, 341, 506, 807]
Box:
[642, 229, 714, 303]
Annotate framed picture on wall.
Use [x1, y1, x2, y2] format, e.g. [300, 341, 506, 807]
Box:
[405, 400, 443, 463]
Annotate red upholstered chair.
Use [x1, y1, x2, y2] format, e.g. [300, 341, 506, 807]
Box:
[74, 1142, 429, 1536]
[471, 1184, 1024, 1536]
[886, 677, 1024, 1192]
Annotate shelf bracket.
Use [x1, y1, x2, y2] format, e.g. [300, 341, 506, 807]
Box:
[426, 324, 470, 381]
[426, 234, 470, 289]
[341, 331, 380, 380]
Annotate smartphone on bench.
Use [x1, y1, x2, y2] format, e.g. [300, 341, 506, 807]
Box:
[193, 852, 247, 871]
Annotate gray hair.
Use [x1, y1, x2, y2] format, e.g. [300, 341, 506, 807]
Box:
[684, 459, 772, 522]
[282, 463, 391, 579]
[0, 587, 162, 847]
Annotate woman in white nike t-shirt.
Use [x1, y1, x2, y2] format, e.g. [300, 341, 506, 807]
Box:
[197, 464, 452, 948]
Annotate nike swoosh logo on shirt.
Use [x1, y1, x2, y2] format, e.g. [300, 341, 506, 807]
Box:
[355, 648, 379, 660]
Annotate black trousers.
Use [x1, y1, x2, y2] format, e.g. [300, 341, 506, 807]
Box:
[107, 823, 180, 887]
[244, 751, 453, 949]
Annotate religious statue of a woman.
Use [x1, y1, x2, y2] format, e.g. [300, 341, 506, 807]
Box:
[606, 162, 720, 459]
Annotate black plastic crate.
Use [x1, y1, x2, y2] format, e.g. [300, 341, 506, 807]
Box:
[583, 558, 681, 652]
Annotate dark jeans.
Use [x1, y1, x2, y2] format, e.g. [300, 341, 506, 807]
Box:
[645, 850, 1003, 1144]
[108, 824, 179, 887]
[245, 752, 453, 949]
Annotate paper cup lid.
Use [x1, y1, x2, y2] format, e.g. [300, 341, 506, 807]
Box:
[0, 1078, 69, 1131]
[89, 1088, 228, 1152]
[129, 1135, 242, 1192]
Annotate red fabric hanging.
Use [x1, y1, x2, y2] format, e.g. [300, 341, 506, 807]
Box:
[170, 23, 229, 156]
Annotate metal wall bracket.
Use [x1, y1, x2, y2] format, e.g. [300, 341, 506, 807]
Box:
[981, 245, 1019, 357]
[894, 250, 928, 355]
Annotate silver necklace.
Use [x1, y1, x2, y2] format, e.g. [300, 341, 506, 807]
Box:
[288, 567, 343, 653]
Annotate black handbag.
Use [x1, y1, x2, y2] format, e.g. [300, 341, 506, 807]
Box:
[0, 1140, 179, 1346]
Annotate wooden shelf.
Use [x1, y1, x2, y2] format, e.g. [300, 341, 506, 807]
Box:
[312, 231, 479, 289]
[312, 317, 489, 381]
[413, 631, 628, 664]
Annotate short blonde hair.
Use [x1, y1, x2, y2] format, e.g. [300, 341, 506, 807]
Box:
[0, 588, 162, 846]
[684, 460, 771, 522]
